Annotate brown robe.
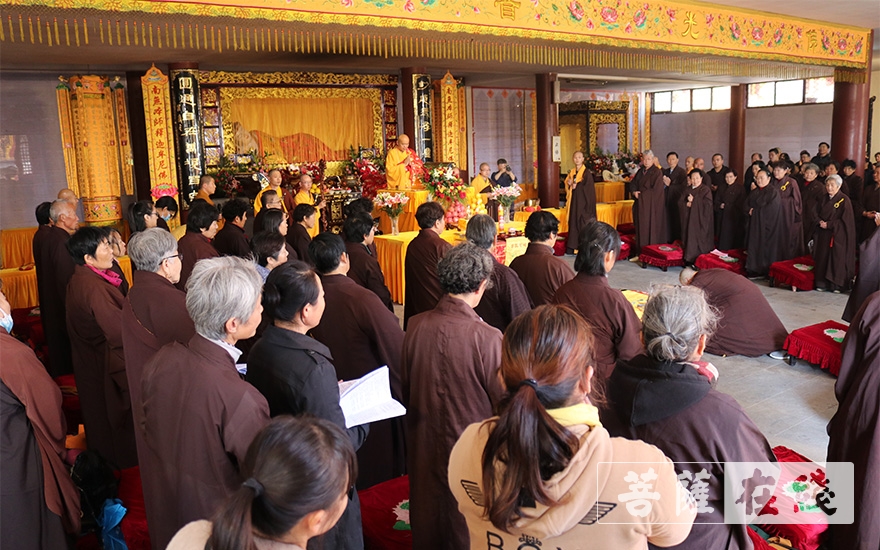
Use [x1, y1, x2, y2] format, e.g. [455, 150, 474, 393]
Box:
[0, 329, 81, 547]
[551, 273, 643, 379]
[509, 242, 575, 306]
[665, 165, 689, 242]
[844, 173, 864, 213]
[401, 295, 503, 550]
[858, 182, 879, 243]
[474, 258, 532, 332]
[843, 227, 880, 322]
[633, 164, 668, 249]
[212, 223, 251, 258]
[565, 166, 597, 251]
[402, 228, 452, 329]
[813, 191, 856, 290]
[175, 231, 219, 291]
[679, 183, 714, 264]
[346, 240, 394, 310]
[717, 181, 746, 251]
[772, 175, 804, 259]
[310, 273, 406, 489]
[65, 264, 137, 468]
[744, 185, 783, 276]
[690, 269, 788, 356]
[826, 290, 880, 550]
[33, 225, 75, 377]
[287, 222, 313, 266]
[140, 334, 270, 549]
[800, 178, 827, 247]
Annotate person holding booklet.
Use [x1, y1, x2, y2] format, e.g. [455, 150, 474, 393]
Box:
[246, 260, 368, 550]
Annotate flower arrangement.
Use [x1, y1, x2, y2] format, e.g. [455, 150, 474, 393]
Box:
[357, 158, 388, 199]
[489, 183, 522, 208]
[407, 150, 425, 184]
[374, 192, 410, 218]
[423, 166, 467, 204]
[208, 149, 272, 197]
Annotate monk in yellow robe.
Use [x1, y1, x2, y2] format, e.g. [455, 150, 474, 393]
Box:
[386, 134, 415, 190]
[253, 169, 288, 214]
[292, 174, 325, 238]
[564, 151, 597, 252]
[193, 175, 216, 206]
[470, 163, 492, 192]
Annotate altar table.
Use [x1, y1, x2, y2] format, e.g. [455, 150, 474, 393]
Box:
[1, 226, 38, 268]
[515, 201, 633, 234]
[595, 181, 626, 203]
[375, 221, 527, 304]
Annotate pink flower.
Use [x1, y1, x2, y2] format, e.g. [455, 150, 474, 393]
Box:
[731, 23, 741, 39]
[404, 0, 414, 12]
[568, 0, 584, 21]
[601, 7, 618, 23]
[473, 6, 480, 13]
[586, 18, 594, 29]
[341, 0, 352, 6]
[705, 14, 714, 26]
[624, 23, 632, 33]
[838, 38, 847, 51]
[535, 13, 541, 20]
[666, 8, 676, 21]
[774, 29, 783, 43]
[751, 27, 763, 41]
[633, 9, 646, 27]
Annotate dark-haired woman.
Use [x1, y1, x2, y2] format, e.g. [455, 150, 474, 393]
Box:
[716, 170, 746, 250]
[167, 416, 356, 550]
[260, 208, 298, 262]
[65, 226, 137, 468]
[552, 220, 641, 379]
[246, 261, 367, 550]
[128, 199, 158, 234]
[744, 168, 784, 277]
[679, 168, 714, 265]
[176, 202, 220, 291]
[603, 285, 775, 549]
[155, 196, 179, 231]
[448, 305, 694, 548]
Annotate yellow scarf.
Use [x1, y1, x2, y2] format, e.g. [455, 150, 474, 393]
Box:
[568, 165, 586, 184]
[547, 402, 602, 428]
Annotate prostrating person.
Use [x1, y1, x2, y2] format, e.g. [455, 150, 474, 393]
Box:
[681, 267, 788, 357]
[603, 285, 774, 550]
[564, 150, 597, 254]
[679, 168, 714, 265]
[403, 201, 451, 329]
[552, 220, 642, 379]
[140, 257, 270, 548]
[509, 211, 574, 306]
[402, 243, 504, 550]
[308, 233, 406, 489]
[812, 175, 857, 293]
[449, 306, 695, 549]
[827, 290, 880, 550]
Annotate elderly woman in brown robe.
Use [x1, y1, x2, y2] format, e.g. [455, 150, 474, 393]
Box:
[799, 163, 826, 249]
[65, 226, 137, 468]
[679, 168, 715, 265]
[771, 160, 804, 259]
[812, 175, 857, 292]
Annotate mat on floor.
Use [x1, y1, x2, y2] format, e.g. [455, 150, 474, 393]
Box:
[784, 320, 847, 376]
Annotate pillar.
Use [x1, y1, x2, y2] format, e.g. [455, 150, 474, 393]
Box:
[400, 67, 426, 147]
[728, 84, 746, 180]
[126, 71, 151, 201]
[168, 62, 203, 205]
[536, 73, 559, 208]
[831, 72, 871, 175]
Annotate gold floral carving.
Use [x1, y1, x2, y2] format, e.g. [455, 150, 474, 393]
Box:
[201, 70, 397, 86]
[588, 113, 627, 155]
[559, 114, 586, 153]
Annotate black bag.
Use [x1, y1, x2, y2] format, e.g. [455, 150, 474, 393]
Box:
[70, 450, 119, 535]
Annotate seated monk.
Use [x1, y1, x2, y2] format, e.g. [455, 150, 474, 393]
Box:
[385, 134, 416, 190]
[680, 266, 788, 358]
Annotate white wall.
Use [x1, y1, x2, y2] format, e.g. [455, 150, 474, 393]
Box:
[650, 110, 729, 166]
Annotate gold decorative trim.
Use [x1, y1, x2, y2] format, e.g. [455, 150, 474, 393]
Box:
[559, 114, 586, 153]
[645, 94, 651, 151]
[201, 70, 397, 86]
[588, 113, 627, 154]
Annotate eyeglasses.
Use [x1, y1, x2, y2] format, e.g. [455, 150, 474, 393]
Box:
[162, 253, 183, 262]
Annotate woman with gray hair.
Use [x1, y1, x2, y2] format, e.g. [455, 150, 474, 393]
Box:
[138, 256, 270, 548]
[602, 284, 775, 550]
[812, 174, 857, 292]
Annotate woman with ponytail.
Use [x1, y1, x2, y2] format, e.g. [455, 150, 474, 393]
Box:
[167, 415, 356, 550]
[602, 285, 774, 549]
[128, 199, 159, 234]
[245, 260, 367, 549]
[448, 305, 694, 549]
[551, 220, 643, 379]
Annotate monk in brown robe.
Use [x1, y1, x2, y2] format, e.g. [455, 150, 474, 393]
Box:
[564, 150, 597, 253]
[630, 150, 667, 251]
[466, 214, 532, 332]
[403, 201, 451, 329]
[121, 228, 195, 528]
[0, 283, 81, 548]
[771, 160, 804, 259]
[856, 166, 880, 243]
[175, 202, 220, 291]
[681, 267, 788, 356]
[552, 221, 642, 379]
[843, 214, 880, 322]
[289, 203, 317, 265]
[65, 227, 137, 468]
[402, 244, 504, 550]
[308, 233, 406, 489]
[827, 290, 880, 550]
[212, 198, 251, 258]
[799, 163, 827, 248]
[34, 200, 79, 377]
[717, 170, 747, 250]
[140, 257, 270, 548]
[745, 167, 784, 277]
[841, 159, 864, 213]
[510, 211, 574, 306]
[663, 151, 689, 242]
[813, 175, 857, 292]
[343, 211, 394, 311]
[679, 168, 715, 265]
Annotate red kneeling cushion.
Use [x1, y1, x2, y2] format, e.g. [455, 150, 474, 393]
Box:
[769, 255, 815, 291]
[695, 249, 746, 275]
[639, 243, 685, 268]
[616, 222, 635, 235]
[359, 475, 412, 550]
[618, 241, 631, 261]
[117, 467, 151, 550]
[784, 320, 847, 376]
[553, 233, 568, 256]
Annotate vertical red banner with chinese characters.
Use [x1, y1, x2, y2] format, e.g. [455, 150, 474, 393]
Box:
[141, 65, 179, 201]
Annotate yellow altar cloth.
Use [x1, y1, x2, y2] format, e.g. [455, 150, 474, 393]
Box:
[515, 200, 633, 234]
[1, 227, 38, 268]
[375, 221, 527, 304]
[595, 181, 625, 203]
[374, 189, 430, 235]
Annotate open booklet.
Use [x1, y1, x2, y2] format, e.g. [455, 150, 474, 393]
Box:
[337, 366, 406, 429]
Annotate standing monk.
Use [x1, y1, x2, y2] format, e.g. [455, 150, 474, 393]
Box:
[679, 168, 715, 265]
[771, 160, 804, 259]
[253, 168, 287, 214]
[812, 175, 856, 293]
[386, 134, 416, 190]
[291, 174, 326, 238]
[826, 290, 880, 550]
[564, 151, 597, 254]
[800, 163, 826, 248]
[717, 170, 747, 251]
[403, 202, 451, 329]
[745, 167, 784, 277]
[402, 243, 504, 550]
[631, 150, 667, 251]
[663, 151, 688, 242]
[34, 200, 79, 377]
[843, 214, 880, 322]
[857, 166, 880, 243]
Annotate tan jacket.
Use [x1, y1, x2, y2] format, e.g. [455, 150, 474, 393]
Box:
[449, 420, 695, 549]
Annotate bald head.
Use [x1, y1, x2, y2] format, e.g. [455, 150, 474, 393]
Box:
[397, 134, 410, 151]
[57, 188, 78, 203]
[679, 266, 698, 285]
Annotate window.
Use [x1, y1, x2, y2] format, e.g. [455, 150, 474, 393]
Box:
[711, 86, 731, 110]
[775, 80, 804, 105]
[747, 82, 775, 107]
[653, 86, 730, 113]
[747, 77, 833, 108]
[671, 90, 691, 112]
[691, 88, 712, 110]
[654, 91, 672, 112]
[805, 77, 834, 104]
[18, 135, 32, 175]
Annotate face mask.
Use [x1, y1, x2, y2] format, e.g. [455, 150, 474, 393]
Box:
[0, 311, 12, 334]
[162, 214, 172, 221]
